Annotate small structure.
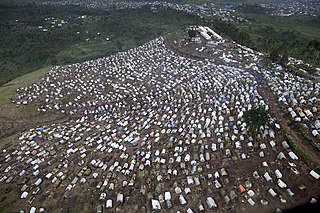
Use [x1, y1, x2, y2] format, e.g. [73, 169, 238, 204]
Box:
[151, 199, 161, 210]
[206, 197, 217, 208]
[310, 170, 320, 180]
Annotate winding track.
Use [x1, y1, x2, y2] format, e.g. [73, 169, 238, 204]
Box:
[256, 73, 320, 166]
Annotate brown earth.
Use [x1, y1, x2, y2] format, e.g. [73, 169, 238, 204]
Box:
[257, 76, 320, 166]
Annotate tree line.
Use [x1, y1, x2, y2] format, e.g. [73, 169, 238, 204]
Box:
[255, 26, 320, 70]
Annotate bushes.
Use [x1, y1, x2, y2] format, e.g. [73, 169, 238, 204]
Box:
[208, 18, 253, 47]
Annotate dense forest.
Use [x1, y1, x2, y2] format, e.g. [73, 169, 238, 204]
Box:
[255, 27, 320, 68]
[207, 18, 253, 47]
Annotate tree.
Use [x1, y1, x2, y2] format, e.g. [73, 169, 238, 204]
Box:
[279, 52, 288, 66]
[270, 48, 280, 63]
[188, 29, 196, 38]
[244, 108, 269, 138]
[308, 40, 320, 51]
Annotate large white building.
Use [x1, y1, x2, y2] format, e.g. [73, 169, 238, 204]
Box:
[196, 26, 222, 41]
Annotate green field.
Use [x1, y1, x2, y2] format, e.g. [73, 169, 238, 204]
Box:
[0, 66, 68, 144]
[0, 66, 51, 107]
[237, 12, 320, 40]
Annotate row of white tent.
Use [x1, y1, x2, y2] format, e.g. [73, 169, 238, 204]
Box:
[3, 36, 319, 212]
[265, 68, 320, 137]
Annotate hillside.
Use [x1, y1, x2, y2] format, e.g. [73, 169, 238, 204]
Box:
[0, 1, 320, 212]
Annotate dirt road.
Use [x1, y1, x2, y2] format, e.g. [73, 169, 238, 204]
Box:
[256, 73, 320, 165]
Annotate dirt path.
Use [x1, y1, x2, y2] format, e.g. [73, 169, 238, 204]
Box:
[256, 74, 320, 165]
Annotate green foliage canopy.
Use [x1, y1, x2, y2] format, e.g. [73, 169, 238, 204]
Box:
[244, 107, 269, 137]
[188, 29, 196, 38]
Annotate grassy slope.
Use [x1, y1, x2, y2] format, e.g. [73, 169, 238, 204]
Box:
[237, 12, 320, 40]
[0, 66, 48, 137]
[56, 42, 117, 64]
[0, 66, 50, 107]
[0, 67, 67, 213]
[0, 66, 52, 212]
[0, 66, 67, 147]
